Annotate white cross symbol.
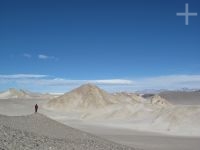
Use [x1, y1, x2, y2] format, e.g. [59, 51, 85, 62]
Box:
[176, 3, 198, 25]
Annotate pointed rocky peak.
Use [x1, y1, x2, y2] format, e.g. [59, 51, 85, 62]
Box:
[69, 83, 106, 95]
[80, 83, 98, 88]
[47, 84, 117, 110]
[76, 83, 100, 90]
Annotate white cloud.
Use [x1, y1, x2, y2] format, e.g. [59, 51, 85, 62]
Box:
[38, 54, 57, 60]
[92, 79, 134, 85]
[26, 79, 133, 86]
[38, 54, 48, 59]
[131, 75, 200, 90]
[0, 74, 47, 79]
[23, 53, 32, 58]
[1, 74, 200, 92]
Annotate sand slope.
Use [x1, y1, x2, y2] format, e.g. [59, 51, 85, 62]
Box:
[47, 84, 119, 111]
[0, 113, 138, 150]
[159, 90, 200, 105]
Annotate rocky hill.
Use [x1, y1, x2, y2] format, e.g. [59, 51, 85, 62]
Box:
[47, 84, 118, 111]
[0, 88, 54, 99]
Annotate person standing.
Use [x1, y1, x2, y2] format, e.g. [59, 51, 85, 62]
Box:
[35, 104, 38, 113]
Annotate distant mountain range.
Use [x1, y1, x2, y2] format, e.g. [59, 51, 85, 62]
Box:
[46, 84, 171, 111]
[137, 88, 200, 94]
[1, 84, 200, 135]
[45, 84, 200, 135]
[0, 88, 56, 99]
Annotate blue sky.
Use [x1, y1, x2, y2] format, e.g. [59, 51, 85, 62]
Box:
[0, 0, 200, 92]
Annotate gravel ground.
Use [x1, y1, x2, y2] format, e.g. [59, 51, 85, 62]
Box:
[0, 113, 139, 150]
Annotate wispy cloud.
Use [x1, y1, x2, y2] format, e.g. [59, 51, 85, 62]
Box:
[38, 54, 58, 60]
[133, 75, 200, 90]
[93, 79, 134, 85]
[0, 75, 132, 86]
[31, 79, 134, 86]
[0, 74, 47, 79]
[1, 74, 200, 92]
[23, 53, 32, 58]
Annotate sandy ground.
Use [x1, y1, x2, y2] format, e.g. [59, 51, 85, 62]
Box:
[159, 91, 200, 105]
[0, 98, 200, 150]
[0, 113, 136, 150]
[63, 121, 200, 150]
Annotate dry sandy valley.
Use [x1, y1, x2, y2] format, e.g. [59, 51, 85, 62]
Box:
[0, 85, 200, 150]
[1, 0, 200, 149]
